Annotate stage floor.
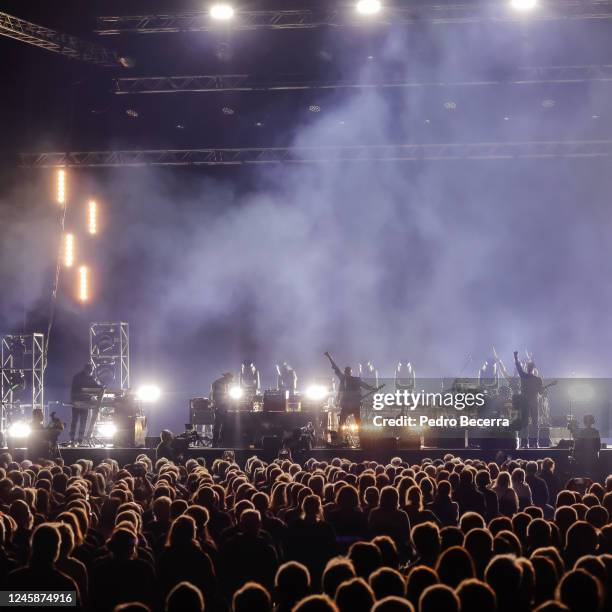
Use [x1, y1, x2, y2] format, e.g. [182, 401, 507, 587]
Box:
[5, 445, 611, 475]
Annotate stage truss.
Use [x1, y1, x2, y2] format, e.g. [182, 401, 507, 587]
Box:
[0, 11, 120, 67]
[0, 333, 45, 433]
[89, 322, 130, 391]
[19, 140, 612, 168]
[113, 65, 612, 95]
[96, 1, 612, 34]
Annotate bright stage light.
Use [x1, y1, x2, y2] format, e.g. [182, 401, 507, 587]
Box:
[356, 0, 382, 15]
[88, 200, 97, 235]
[57, 169, 66, 204]
[510, 0, 537, 10]
[305, 384, 328, 401]
[228, 385, 244, 400]
[136, 385, 161, 403]
[78, 266, 89, 302]
[96, 421, 117, 438]
[64, 234, 75, 267]
[8, 422, 31, 438]
[210, 3, 235, 20]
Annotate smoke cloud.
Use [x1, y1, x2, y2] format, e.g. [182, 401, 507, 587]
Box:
[2, 25, 612, 431]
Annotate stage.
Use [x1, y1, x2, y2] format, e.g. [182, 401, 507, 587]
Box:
[5, 445, 611, 477]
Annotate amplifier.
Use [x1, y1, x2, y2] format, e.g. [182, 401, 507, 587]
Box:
[190, 397, 214, 425]
[263, 390, 287, 413]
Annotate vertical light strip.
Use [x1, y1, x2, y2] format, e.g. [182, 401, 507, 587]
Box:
[78, 266, 88, 302]
[88, 200, 97, 234]
[64, 234, 74, 267]
[57, 169, 66, 205]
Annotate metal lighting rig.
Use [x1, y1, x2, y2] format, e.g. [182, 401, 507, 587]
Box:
[19, 140, 612, 168]
[0, 333, 45, 435]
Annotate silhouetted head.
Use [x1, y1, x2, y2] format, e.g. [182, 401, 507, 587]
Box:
[584, 414, 596, 427]
[526, 362, 535, 374]
[166, 581, 204, 612]
[344, 366, 352, 377]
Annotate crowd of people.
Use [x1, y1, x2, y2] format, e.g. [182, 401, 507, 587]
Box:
[0, 449, 610, 611]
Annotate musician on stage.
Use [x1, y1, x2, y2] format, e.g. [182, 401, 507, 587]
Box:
[69, 363, 103, 446]
[240, 361, 261, 396]
[276, 362, 297, 395]
[324, 352, 376, 435]
[211, 372, 234, 447]
[28, 408, 64, 462]
[514, 350, 543, 447]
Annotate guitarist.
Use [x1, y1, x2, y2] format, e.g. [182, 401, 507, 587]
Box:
[69, 363, 103, 446]
[324, 352, 377, 433]
[513, 350, 543, 448]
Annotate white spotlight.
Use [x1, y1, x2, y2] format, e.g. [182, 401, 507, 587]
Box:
[210, 3, 235, 20]
[305, 384, 328, 401]
[228, 385, 244, 400]
[356, 0, 382, 15]
[510, 0, 537, 10]
[8, 422, 31, 438]
[96, 421, 117, 438]
[136, 385, 161, 403]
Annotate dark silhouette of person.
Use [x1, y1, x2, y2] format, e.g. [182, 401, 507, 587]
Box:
[513, 351, 543, 447]
[211, 372, 234, 447]
[293, 594, 339, 612]
[410, 522, 440, 569]
[335, 577, 375, 612]
[563, 520, 598, 568]
[418, 584, 460, 612]
[5, 523, 79, 602]
[324, 352, 375, 432]
[368, 567, 406, 600]
[405, 565, 438, 608]
[165, 581, 204, 612]
[429, 481, 459, 526]
[232, 581, 272, 612]
[557, 568, 603, 612]
[539, 458, 561, 506]
[463, 528, 494, 579]
[89, 528, 156, 611]
[485, 554, 523, 612]
[321, 557, 356, 599]
[453, 470, 486, 517]
[348, 541, 382, 580]
[456, 578, 497, 612]
[475, 470, 499, 523]
[530, 555, 558, 606]
[435, 545, 475, 588]
[70, 363, 102, 445]
[569, 414, 602, 476]
[368, 486, 410, 555]
[157, 515, 216, 607]
[274, 561, 311, 612]
[284, 495, 337, 586]
[327, 485, 369, 552]
[219, 509, 278, 596]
